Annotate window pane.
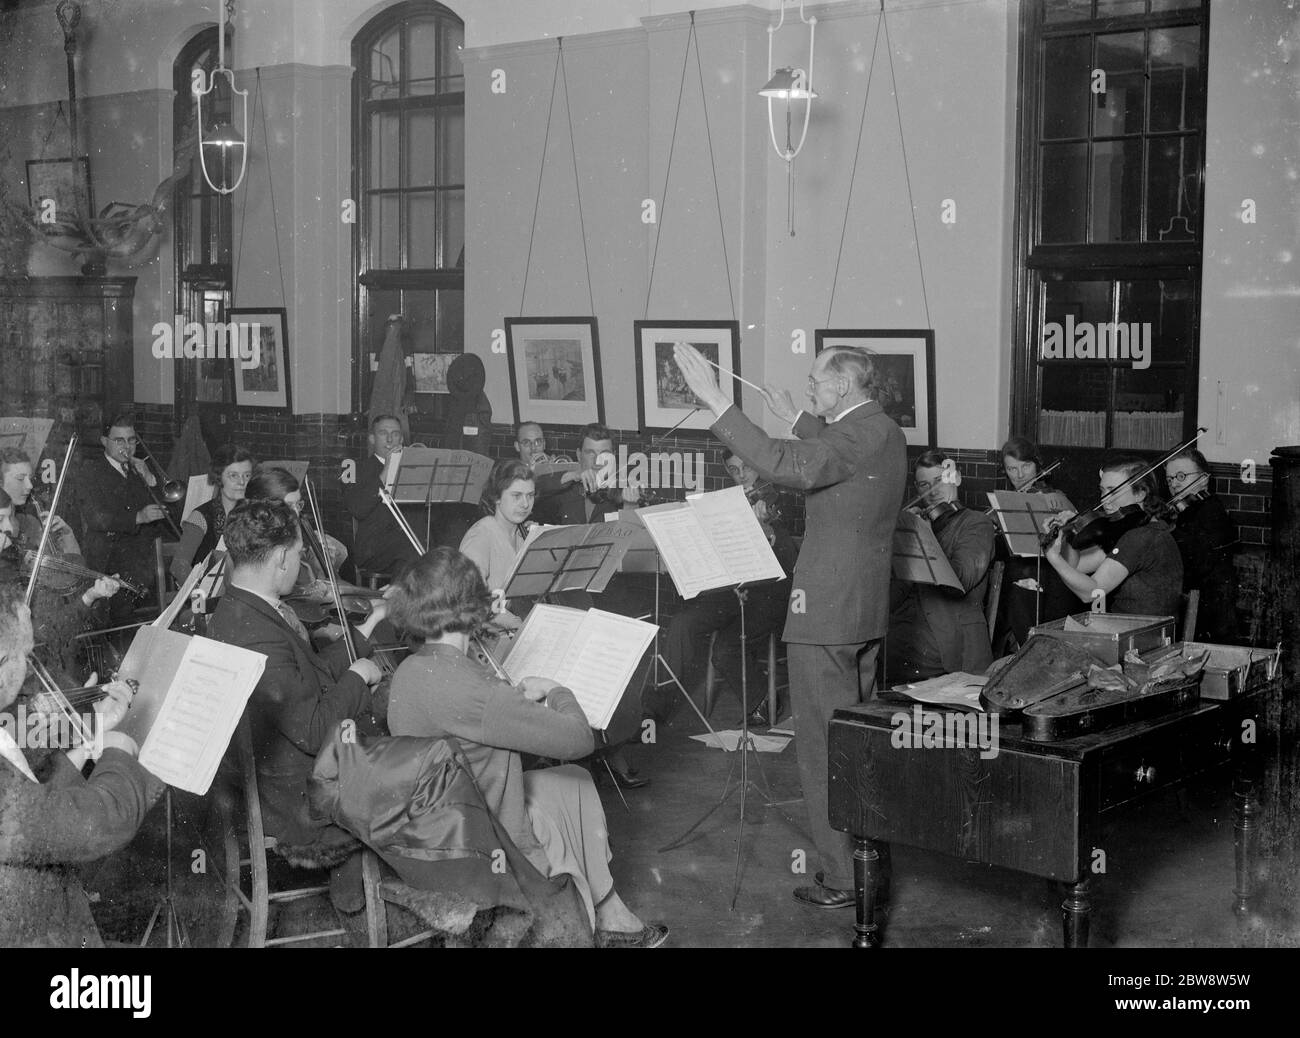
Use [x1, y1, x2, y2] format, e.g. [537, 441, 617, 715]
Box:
[1040, 142, 1089, 242]
[443, 189, 465, 268]
[370, 112, 400, 189]
[1042, 35, 1092, 139]
[1091, 138, 1142, 242]
[369, 27, 401, 99]
[436, 289, 464, 351]
[1043, 278, 1113, 347]
[1149, 26, 1202, 132]
[1119, 279, 1194, 366]
[407, 110, 437, 188]
[407, 192, 438, 267]
[441, 20, 465, 92]
[402, 289, 438, 353]
[1093, 32, 1145, 137]
[1045, 0, 1093, 22]
[1146, 135, 1199, 241]
[1039, 367, 1109, 447]
[439, 109, 464, 185]
[1114, 366, 1185, 449]
[1150, 0, 1200, 12]
[369, 193, 400, 269]
[408, 17, 440, 95]
[1097, 0, 1146, 17]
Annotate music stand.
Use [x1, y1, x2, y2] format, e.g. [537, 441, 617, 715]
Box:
[657, 576, 798, 909]
[139, 789, 189, 948]
[986, 490, 1075, 632]
[385, 447, 492, 548]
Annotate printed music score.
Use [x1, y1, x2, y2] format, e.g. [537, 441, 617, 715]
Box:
[986, 489, 1076, 558]
[636, 485, 784, 599]
[502, 605, 658, 730]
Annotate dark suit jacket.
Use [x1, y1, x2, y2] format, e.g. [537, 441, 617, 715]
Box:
[72, 454, 157, 572]
[0, 746, 164, 947]
[891, 505, 996, 674]
[531, 471, 630, 527]
[206, 585, 380, 847]
[712, 402, 907, 645]
[340, 455, 422, 573]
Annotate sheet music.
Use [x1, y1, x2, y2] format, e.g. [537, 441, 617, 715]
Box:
[501, 605, 657, 729]
[986, 490, 1075, 558]
[137, 635, 266, 795]
[688, 485, 785, 586]
[152, 550, 212, 629]
[637, 504, 729, 598]
[499, 522, 631, 598]
[892, 512, 964, 590]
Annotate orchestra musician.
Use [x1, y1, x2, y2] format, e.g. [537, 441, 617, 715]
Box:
[531, 422, 643, 525]
[459, 458, 535, 631]
[169, 443, 255, 585]
[1, 447, 83, 561]
[1044, 453, 1184, 619]
[385, 547, 669, 947]
[672, 341, 906, 911]
[1163, 447, 1239, 642]
[340, 413, 421, 578]
[205, 500, 389, 912]
[992, 436, 1075, 652]
[644, 449, 797, 729]
[0, 579, 164, 947]
[514, 421, 550, 471]
[246, 467, 351, 591]
[73, 413, 168, 623]
[885, 451, 996, 684]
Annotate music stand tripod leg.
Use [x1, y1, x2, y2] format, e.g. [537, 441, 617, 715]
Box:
[139, 788, 189, 948]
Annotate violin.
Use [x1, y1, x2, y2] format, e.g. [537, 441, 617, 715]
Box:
[899, 488, 959, 524]
[19, 548, 148, 598]
[744, 478, 783, 525]
[1154, 481, 1211, 521]
[26, 654, 138, 748]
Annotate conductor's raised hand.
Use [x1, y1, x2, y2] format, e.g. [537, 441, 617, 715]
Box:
[672, 342, 729, 416]
[761, 384, 800, 425]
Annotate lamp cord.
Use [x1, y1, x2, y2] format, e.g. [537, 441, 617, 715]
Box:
[644, 11, 736, 323]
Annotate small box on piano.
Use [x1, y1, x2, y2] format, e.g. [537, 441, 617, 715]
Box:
[1028, 612, 1174, 666]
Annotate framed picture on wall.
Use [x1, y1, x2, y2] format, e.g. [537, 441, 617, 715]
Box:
[815, 328, 936, 447]
[634, 320, 742, 435]
[505, 317, 604, 426]
[26, 157, 93, 231]
[230, 307, 292, 413]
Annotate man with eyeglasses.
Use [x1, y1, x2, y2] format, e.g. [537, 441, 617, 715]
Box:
[74, 414, 168, 622]
[672, 342, 906, 910]
[885, 450, 996, 685]
[514, 421, 550, 470]
[341, 413, 422, 577]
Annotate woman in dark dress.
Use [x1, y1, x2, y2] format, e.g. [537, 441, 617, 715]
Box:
[170, 443, 255, 584]
[992, 436, 1074, 652]
[1164, 447, 1239, 642]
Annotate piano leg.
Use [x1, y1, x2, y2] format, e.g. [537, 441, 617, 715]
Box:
[851, 837, 882, 949]
[1232, 775, 1259, 917]
[1061, 877, 1091, 949]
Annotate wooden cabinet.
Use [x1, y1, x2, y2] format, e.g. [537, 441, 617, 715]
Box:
[0, 276, 135, 445]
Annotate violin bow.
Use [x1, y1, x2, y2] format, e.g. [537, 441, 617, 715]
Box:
[25, 434, 77, 608]
[303, 476, 358, 665]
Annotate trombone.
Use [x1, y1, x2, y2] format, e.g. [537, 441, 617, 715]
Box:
[135, 436, 184, 537]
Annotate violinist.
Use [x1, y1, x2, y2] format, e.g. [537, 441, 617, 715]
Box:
[340, 414, 421, 578]
[169, 443, 255, 585]
[992, 436, 1075, 652]
[460, 459, 535, 631]
[1163, 447, 1239, 641]
[1044, 454, 1183, 618]
[0, 578, 164, 947]
[884, 451, 996, 683]
[205, 500, 388, 913]
[1, 448, 82, 561]
[246, 467, 351, 591]
[531, 423, 643, 525]
[74, 414, 167, 623]
[645, 448, 797, 729]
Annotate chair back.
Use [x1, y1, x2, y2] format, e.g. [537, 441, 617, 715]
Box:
[1181, 588, 1200, 641]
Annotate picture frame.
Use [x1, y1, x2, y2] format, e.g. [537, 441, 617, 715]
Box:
[26, 157, 94, 230]
[505, 317, 604, 426]
[634, 320, 742, 435]
[230, 307, 292, 413]
[815, 328, 936, 446]
[412, 352, 458, 394]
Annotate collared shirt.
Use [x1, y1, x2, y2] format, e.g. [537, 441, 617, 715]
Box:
[0, 726, 38, 783]
[105, 456, 128, 478]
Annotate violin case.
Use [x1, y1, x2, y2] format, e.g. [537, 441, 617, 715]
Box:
[1027, 611, 1175, 665]
[1123, 641, 1282, 701]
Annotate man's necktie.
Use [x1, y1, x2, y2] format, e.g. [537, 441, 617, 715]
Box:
[277, 601, 312, 644]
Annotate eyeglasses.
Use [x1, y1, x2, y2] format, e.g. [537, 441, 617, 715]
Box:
[1167, 470, 1200, 485]
[519, 438, 546, 448]
[807, 376, 838, 390]
[109, 436, 139, 446]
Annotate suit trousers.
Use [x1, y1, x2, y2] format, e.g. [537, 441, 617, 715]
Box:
[787, 639, 880, 891]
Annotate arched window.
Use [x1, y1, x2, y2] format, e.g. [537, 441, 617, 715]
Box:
[352, 1, 465, 413]
[172, 26, 234, 409]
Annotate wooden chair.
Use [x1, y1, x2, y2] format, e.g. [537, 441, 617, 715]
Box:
[209, 717, 357, 947]
[360, 849, 440, 948]
[703, 630, 785, 726]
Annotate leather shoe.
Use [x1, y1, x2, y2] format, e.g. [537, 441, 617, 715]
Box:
[595, 923, 669, 948]
[815, 869, 890, 905]
[792, 883, 855, 910]
[605, 764, 650, 789]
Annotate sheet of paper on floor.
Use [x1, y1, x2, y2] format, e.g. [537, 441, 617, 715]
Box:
[893, 672, 989, 711]
[690, 730, 792, 752]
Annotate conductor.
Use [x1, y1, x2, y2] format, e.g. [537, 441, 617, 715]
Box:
[672, 343, 905, 910]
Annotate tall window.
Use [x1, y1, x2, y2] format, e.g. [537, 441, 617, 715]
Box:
[352, 1, 465, 413]
[1013, 0, 1208, 453]
[173, 27, 234, 409]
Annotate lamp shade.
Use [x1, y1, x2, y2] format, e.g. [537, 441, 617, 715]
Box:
[206, 120, 245, 148]
[758, 67, 816, 101]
